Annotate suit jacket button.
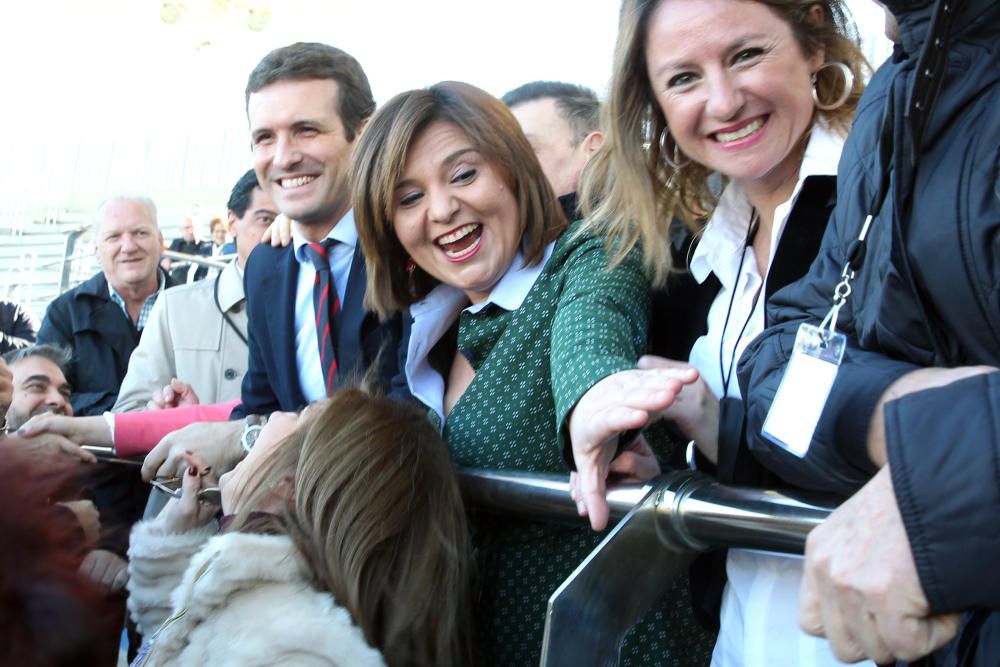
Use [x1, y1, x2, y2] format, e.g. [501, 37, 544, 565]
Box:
[224, 368, 238, 380]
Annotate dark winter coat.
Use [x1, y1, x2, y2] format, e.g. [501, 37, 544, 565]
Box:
[738, 0, 999, 663]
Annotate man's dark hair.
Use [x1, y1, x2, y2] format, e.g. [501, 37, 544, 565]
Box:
[245, 42, 375, 141]
[2, 344, 72, 375]
[226, 169, 261, 218]
[501, 81, 601, 143]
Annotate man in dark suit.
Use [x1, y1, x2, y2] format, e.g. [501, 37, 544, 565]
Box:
[142, 43, 406, 481]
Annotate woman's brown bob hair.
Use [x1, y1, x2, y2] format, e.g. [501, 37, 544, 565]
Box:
[352, 81, 568, 319]
[226, 387, 477, 667]
[579, 0, 868, 286]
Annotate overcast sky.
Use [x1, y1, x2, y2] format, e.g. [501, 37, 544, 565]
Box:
[0, 0, 890, 222]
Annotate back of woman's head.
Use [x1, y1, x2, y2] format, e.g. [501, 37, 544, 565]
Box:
[0, 451, 117, 667]
[580, 0, 868, 285]
[351, 80, 566, 319]
[234, 388, 476, 666]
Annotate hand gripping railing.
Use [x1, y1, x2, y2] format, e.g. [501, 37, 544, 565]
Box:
[458, 469, 837, 667]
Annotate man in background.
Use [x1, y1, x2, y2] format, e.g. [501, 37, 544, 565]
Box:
[502, 80, 603, 217]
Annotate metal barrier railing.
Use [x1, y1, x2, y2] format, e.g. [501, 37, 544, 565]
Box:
[459, 468, 837, 667]
[161, 249, 233, 271]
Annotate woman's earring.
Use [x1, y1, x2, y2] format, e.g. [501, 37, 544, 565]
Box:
[659, 128, 690, 169]
[406, 257, 416, 273]
[811, 62, 854, 111]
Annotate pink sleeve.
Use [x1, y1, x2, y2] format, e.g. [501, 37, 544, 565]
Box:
[114, 401, 241, 459]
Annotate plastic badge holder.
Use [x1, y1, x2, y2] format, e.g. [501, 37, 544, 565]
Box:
[762, 323, 846, 457]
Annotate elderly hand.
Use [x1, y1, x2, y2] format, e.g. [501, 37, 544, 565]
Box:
[0, 358, 12, 418]
[17, 414, 112, 447]
[58, 499, 102, 545]
[141, 419, 244, 482]
[638, 355, 720, 462]
[80, 549, 130, 593]
[568, 367, 698, 531]
[147, 378, 201, 412]
[261, 214, 294, 247]
[800, 466, 960, 663]
[3, 431, 97, 464]
[161, 453, 219, 534]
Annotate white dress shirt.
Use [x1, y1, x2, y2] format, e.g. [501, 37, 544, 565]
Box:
[685, 124, 871, 667]
[291, 210, 357, 404]
[406, 242, 555, 429]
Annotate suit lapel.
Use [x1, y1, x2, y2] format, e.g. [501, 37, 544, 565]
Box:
[272, 249, 307, 407]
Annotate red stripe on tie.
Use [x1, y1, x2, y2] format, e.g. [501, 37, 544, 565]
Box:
[309, 241, 329, 260]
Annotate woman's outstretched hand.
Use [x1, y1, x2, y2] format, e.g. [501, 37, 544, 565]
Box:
[568, 367, 698, 531]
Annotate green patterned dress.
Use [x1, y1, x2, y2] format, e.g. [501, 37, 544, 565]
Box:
[407, 223, 713, 666]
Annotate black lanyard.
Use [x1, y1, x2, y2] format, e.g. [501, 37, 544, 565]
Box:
[213, 271, 248, 346]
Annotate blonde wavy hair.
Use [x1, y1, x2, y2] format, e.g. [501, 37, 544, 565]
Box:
[579, 0, 868, 286]
[227, 388, 477, 667]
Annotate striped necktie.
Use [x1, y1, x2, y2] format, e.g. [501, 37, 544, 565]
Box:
[304, 239, 340, 396]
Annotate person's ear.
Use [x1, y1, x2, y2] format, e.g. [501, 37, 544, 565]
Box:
[581, 131, 604, 158]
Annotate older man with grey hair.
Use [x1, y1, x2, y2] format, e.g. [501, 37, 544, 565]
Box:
[36, 194, 174, 591]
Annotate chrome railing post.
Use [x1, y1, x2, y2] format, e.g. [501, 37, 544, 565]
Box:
[458, 469, 837, 667]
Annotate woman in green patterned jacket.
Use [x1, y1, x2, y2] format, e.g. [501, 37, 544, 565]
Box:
[351, 81, 712, 666]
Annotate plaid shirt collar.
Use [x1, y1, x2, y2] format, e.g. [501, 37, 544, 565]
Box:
[108, 270, 165, 330]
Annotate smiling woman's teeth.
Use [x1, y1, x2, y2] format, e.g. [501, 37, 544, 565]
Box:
[715, 117, 765, 143]
[437, 223, 482, 259]
[281, 176, 316, 188]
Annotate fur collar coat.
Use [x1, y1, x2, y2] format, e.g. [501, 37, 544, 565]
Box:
[127, 520, 385, 667]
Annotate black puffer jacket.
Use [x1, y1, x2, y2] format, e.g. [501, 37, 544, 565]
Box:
[738, 0, 999, 662]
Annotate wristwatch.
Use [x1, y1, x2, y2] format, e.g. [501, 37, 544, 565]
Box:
[239, 414, 267, 453]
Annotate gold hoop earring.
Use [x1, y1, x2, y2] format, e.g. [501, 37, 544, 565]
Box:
[659, 128, 690, 169]
[811, 62, 854, 111]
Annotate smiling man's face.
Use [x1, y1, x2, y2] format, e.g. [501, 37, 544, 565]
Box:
[5, 355, 73, 431]
[248, 78, 358, 240]
[93, 198, 163, 294]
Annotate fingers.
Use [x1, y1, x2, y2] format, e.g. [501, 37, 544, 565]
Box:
[147, 386, 167, 411]
[110, 561, 130, 592]
[576, 461, 610, 531]
[276, 215, 293, 247]
[607, 449, 661, 483]
[56, 435, 97, 463]
[17, 413, 58, 437]
[141, 435, 181, 481]
[80, 550, 129, 592]
[637, 356, 700, 384]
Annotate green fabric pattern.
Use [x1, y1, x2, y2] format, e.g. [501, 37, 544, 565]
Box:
[425, 222, 713, 665]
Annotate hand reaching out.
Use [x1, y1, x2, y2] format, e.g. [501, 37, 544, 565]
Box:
[568, 366, 698, 531]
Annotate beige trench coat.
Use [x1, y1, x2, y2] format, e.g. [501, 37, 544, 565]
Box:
[113, 260, 248, 413]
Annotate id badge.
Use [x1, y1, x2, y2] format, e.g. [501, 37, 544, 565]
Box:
[762, 323, 846, 457]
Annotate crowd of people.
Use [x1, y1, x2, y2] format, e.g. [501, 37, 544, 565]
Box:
[0, 0, 996, 665]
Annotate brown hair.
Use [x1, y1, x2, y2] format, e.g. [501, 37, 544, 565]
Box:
[0, 450, 118, 666]
[579, 0, 868, 286]
[227, 388, 476, 667]
[351, 81, 568, 319]
[245, 42, 375, 141]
